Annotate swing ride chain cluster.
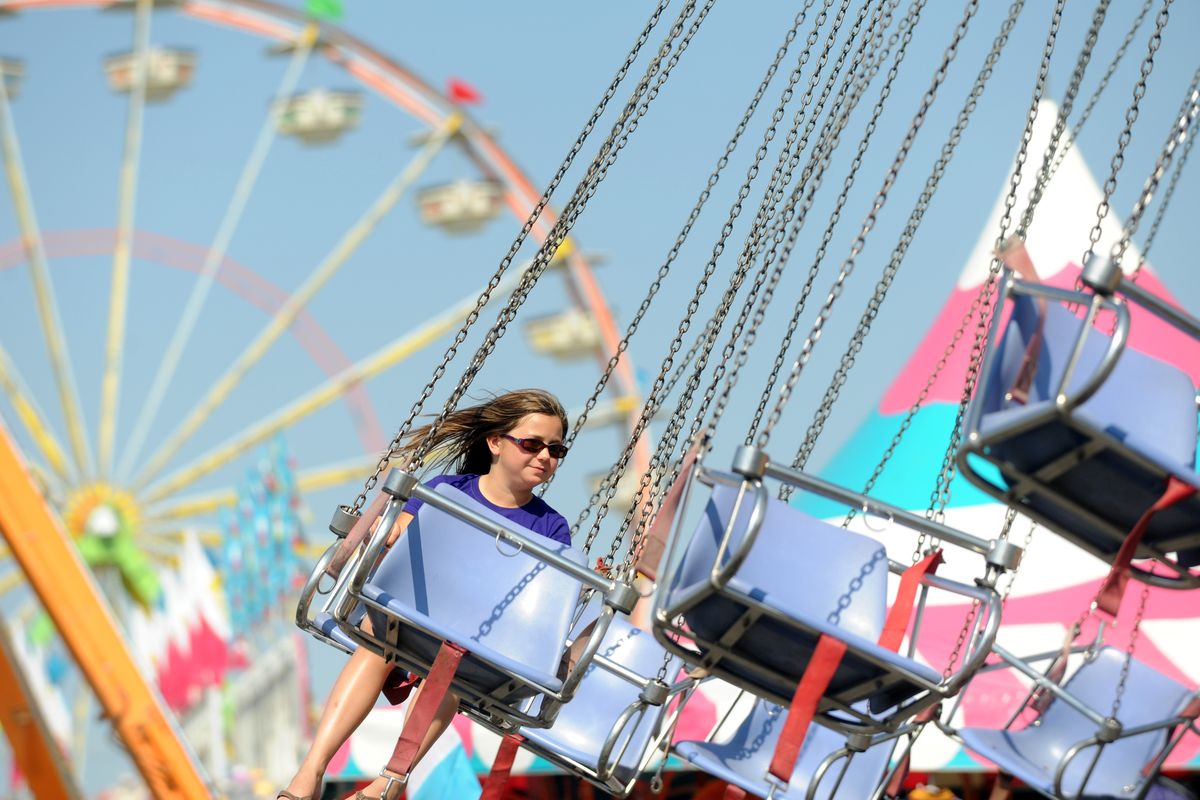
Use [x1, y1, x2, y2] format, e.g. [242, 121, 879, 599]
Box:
[757, 0, 981, 452]
[407, 0, 711, 473]
[1082, 0, 1171, 273]
[574, 0, 834, 559]
[790, 0, 1041, 482]
[1016, 0, 1111, 238]
[1046, 0, 1154, 185]
[560, 0, 816, 524]
[699, 0, 899, 459]
[919, 0, 1062, 556]
[706, 0, 906, 451]
[742, 0, 915, 452]
[1119, 66, 1200, 273]
[344, 0, 673, 513]
[618, 0, 896, 567]
[1138, 79, 1198, 267]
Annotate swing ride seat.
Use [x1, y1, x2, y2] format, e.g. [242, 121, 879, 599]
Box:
[351, 481, 589, 719]
[654, 461, 1003, 734]
[957, 646, 1200, 800]
[517, 613, 691, 796]
[674, 698, 897, 800]
[959, 277, 1200, 581]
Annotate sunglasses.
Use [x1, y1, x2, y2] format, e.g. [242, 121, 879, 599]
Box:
[502, 434, 569, 459]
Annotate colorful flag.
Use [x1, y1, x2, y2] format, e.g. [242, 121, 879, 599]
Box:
[447, 77, 483, 105]
[305, 0, 342, 20]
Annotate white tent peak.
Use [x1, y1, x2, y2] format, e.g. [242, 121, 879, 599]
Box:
[957, 97, 1146, 289]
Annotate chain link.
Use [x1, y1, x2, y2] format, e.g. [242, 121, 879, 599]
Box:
[757, 0, 981, 450]
[1136, 99, 1198, 273]
[619, 0, 899, 569]
[1110, 583, 1151, 720]
[559, 0, 818, 548]
[1045, 0, 1153, 185]
[1116, 66, 1200, 271]
[577, 0, 843, 564]
[344, 0, 676, 513]
[1081, 0, 1172, 272]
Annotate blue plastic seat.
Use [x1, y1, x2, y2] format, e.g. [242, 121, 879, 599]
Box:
[359, 481, 586, 706]
[962, 288, 1200, 572]
[660, 477, 941, 718]
[674, 698, 895, 799]
[959, 647, 1198, 799]
[519, 614, 686, 795]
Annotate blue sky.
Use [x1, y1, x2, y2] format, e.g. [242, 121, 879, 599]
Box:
[1, 0, 1198, 790]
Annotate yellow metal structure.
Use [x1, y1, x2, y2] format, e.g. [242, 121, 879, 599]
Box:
[0, 417, 211, 798]
[0, 609, 81, 800]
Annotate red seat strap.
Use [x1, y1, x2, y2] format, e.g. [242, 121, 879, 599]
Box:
[480, 733, 524, 800]
[381, 668, 420, 706]
[1095, 476, 1196, 617]
[385, 641, 467, 777]
[326, 489, 390, 579]
[878, 551, 943, 652]
[1140, 694, 1200, 778]
[766, 552, 941, 787]
[722, 785, 749, 799]
[768, 634, 848, 784]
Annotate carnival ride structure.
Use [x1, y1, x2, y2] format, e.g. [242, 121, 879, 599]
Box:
[1, 1, 1199, 799]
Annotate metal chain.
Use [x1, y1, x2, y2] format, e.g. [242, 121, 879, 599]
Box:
[345, 0, 673, 512]
[1080, 0, 1172, 272]
[1016, 0, 1110, 237]
[1110, 583, 1151, 720]
[789, 0, 1041, 481]
[696, 0, 898, 453]
[920, 0, 1061, 539]
[577, 0, 841, 562]
[576, 0, 827, 556]
[1045, 0, 1154, 184]
[618, 0, 893, 569]
[743, 0, 913, 451]
[557, 0, 817, 545]
[703, 0, 904, 452]
[757, 0, 981, 450]
[406, 0, 710, 471]
[1136, 102, 1198, 271]
[1116, 66, 1200, 272]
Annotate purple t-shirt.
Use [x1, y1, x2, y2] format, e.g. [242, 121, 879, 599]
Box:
[402, 473, 571, 546]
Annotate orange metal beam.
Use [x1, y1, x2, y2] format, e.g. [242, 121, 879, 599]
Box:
[0, 418, 212, 799]
[0, 611, 81, 800]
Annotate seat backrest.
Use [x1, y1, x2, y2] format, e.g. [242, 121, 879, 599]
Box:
[1032, 647, 1194, 793]
[368, 482, 585, 677]
[702, 698, 893, 799]
[987, 294, 1198, 466]
[667, 476, 887, 641]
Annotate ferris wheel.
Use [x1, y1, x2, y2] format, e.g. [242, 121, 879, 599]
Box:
[0, 0, 646, 790]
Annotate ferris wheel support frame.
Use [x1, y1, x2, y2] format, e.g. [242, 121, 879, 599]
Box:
[0, 418, 211, 799]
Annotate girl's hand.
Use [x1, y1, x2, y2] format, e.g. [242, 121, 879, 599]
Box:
[369, 510, 414, 548]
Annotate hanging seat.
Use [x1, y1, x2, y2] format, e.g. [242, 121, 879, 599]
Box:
[517, 612, 693, 796]
[674, 697, 900, 799]
[297, 470, 637, 732]
[955, 646, 1200, 800]
[652, 449, 1012, 739]
[958, 270, 1200, 588]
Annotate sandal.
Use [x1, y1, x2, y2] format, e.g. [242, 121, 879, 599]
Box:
[277, 780, 323, 800]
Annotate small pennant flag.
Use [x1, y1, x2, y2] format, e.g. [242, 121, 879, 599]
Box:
[305, 0, 343, 20]
[447, 77, 483, 105]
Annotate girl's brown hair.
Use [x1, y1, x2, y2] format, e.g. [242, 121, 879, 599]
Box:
[399, 389, 568, 475]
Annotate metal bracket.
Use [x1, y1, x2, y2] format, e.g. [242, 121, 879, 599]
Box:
[1080, 254, 1122, 295]
[328, 504, 359, 538]
[731, 444, 768, 479]
[383, 468, 419, 499]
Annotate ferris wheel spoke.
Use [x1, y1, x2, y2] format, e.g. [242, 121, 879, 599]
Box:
[0, 344, 73, 486]
[97, 0, 154, 478]
[0, 65, 91, 482]
[131, 110, 465, 492]
[116, 22, 322, 482]
[137, 240, 520, 503]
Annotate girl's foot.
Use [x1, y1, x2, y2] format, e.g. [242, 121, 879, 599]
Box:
[278, 771, 324, 800]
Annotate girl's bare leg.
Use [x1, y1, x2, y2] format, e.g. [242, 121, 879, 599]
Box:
[280, 647, 394, 797]
[355, 683, 461, 799]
